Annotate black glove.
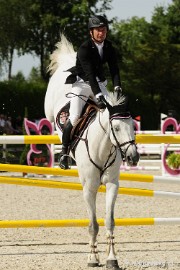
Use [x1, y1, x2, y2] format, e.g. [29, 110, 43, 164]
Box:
[96, 95, 106, 109]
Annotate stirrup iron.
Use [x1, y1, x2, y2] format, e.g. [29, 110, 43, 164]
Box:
[59, 154, 71, 170]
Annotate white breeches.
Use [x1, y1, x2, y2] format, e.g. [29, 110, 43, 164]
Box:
[69, 81, 108, 126]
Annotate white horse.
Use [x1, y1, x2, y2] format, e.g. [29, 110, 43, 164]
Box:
[45, 34, 139, 269]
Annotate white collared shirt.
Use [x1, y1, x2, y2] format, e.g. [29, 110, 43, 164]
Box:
[94, 41, 104, 58]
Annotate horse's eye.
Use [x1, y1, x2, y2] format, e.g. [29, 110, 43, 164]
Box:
[114, 126, 119, 132]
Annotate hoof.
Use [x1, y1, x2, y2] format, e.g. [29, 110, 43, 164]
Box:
[88, 262, 99, 267]
[87, 251, 100, 267]
[106, 260, 122, 270]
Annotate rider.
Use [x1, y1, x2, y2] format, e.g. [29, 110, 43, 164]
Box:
[59, 15, 122, 169]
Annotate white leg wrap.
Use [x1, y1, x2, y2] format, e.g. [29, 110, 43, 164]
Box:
[87, 242, 100, 266]
[106, 234, 117, 261]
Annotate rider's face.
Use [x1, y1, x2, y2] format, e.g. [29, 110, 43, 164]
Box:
[90, 26, 107, 43]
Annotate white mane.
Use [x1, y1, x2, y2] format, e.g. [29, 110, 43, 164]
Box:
[48, 34, 76, 75]
[107, 91, 126, 106]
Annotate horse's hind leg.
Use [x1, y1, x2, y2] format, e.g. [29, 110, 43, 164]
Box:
[83, 184, 100, 267]
[105, 182, 121, 270]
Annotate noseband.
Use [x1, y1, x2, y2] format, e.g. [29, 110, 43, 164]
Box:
[110, 113, 136, 162]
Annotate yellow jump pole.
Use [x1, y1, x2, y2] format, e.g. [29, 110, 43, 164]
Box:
[0, 164, 79, 177]
[0, 218, 155, 228]
[0, 218, 154, 228]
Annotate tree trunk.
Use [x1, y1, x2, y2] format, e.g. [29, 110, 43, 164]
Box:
[8, 47, 14, 80]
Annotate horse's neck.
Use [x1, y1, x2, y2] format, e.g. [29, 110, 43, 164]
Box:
[87, 109, 112, 158]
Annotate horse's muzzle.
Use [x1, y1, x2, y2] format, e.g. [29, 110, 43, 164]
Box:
[126, 150, 140, 166]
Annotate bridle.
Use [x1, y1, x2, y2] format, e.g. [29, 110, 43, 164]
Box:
[110, 113, 136, 162]
[103, 94, 137, 162]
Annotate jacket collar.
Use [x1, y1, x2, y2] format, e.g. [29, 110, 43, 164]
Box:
[90, 38, 104, 46]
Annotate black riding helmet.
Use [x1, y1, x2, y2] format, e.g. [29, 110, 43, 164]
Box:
[88, 15, 109, 30]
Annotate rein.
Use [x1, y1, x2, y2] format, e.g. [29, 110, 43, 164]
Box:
[83, 126, 117, 178]
[75, 111, 136, 177]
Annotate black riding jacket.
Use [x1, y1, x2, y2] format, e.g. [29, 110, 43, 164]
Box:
[66, 38, 121, 96]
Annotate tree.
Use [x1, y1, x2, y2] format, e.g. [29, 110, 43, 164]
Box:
[28, 67, 42, 83]
[0, 0, 29, 79]
[111, 3, 180, 129]
[112, 17, 152, 95]
[151, 1, 180, 118]
[166, 0, 180, 44]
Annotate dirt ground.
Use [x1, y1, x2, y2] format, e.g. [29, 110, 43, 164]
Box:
[0, 163, 180, 270]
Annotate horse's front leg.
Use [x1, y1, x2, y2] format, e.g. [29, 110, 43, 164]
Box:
[83, 183, 100, 267]
[105, 182, 121, 270]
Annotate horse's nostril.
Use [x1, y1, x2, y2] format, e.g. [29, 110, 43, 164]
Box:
[127, 156, 133, 166]
[127, 152, 139, 166]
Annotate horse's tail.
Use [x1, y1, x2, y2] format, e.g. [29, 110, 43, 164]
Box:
[48, 33, 76, 75]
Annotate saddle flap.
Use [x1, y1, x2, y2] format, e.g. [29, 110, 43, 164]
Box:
[71, 103, 98, 140]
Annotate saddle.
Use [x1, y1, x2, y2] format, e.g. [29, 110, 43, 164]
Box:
[56, 100, 99, 154]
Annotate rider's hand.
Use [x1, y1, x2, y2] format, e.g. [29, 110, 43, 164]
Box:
[114, 86, 122, 99]
[96, 94, 106, 109]
[114, 86, 122, 92]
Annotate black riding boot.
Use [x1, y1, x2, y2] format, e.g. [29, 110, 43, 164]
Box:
[59, 120, 73, 169]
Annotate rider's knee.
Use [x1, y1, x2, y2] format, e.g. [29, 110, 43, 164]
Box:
[69, 114, 80, 126]
[72, 84, 84, 95]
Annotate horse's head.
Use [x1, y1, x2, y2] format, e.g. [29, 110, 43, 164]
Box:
[105, 93, 139, 166]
